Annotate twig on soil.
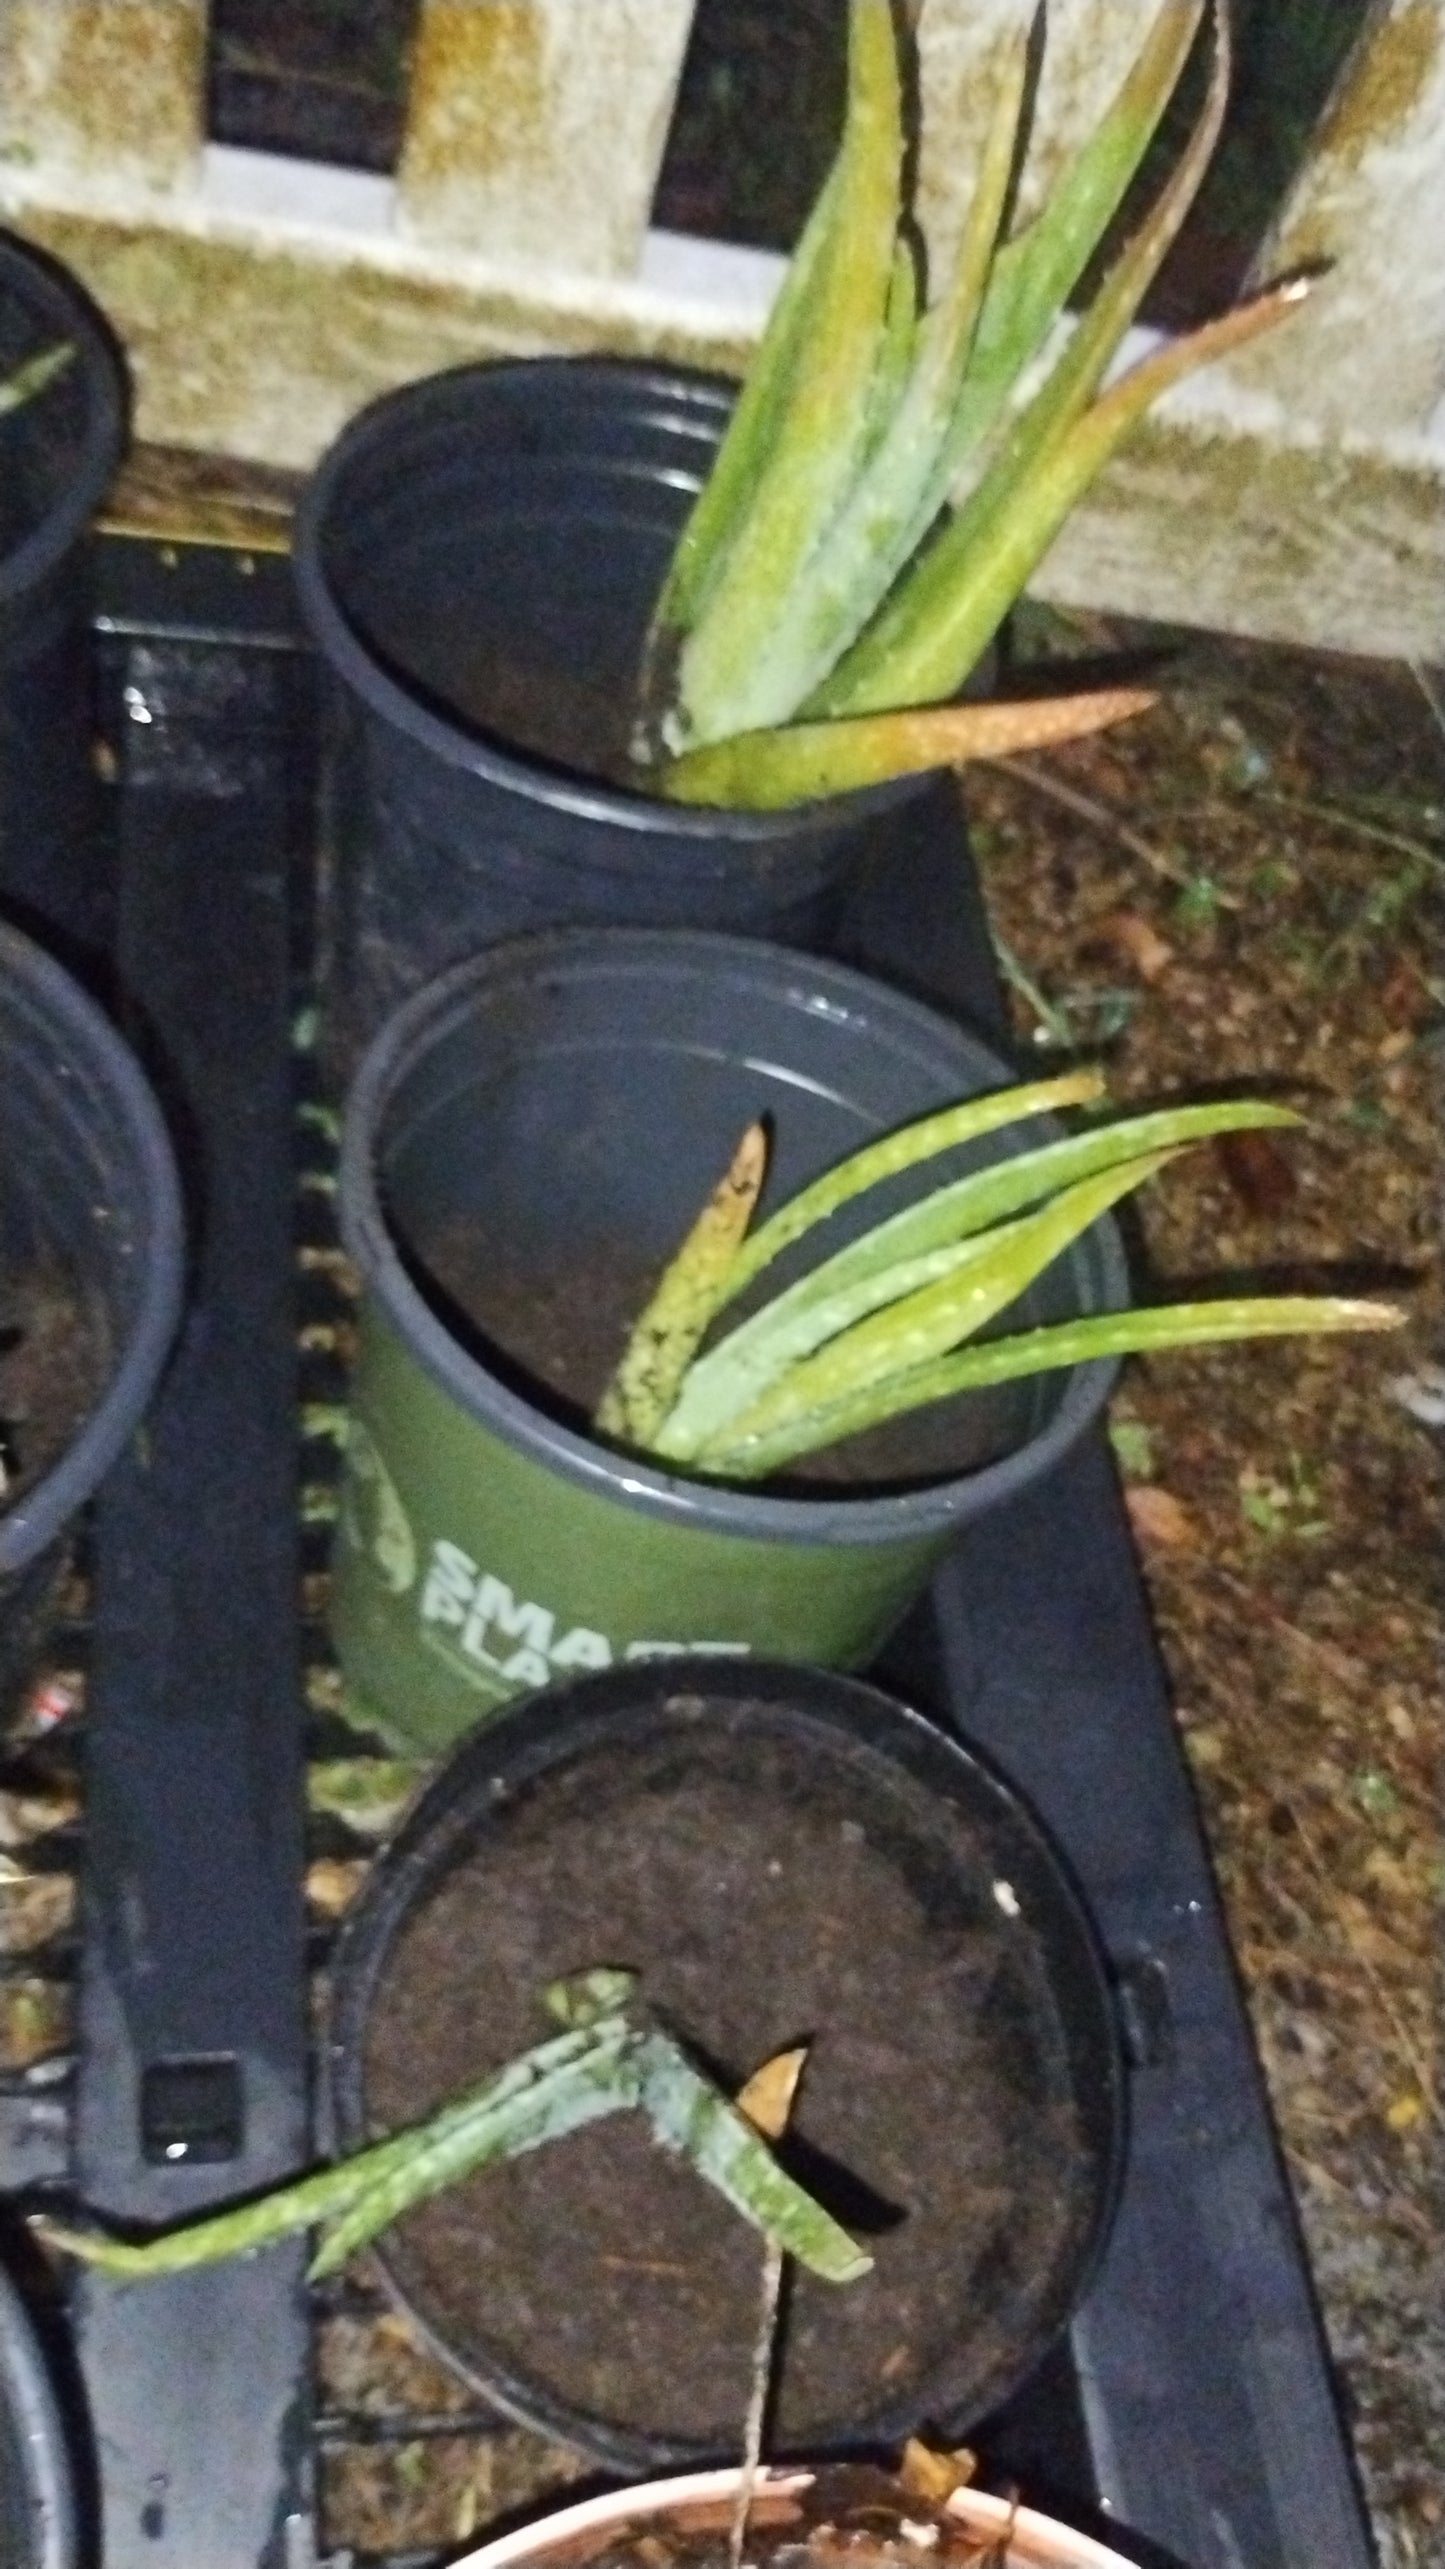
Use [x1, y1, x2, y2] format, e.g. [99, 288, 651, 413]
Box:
[729, 2047, 808, 2569]
[1249, 789, 1445, 875]
[981, 755, 1228, 901]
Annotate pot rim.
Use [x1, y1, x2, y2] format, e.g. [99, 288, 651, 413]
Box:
[290, 354, 920, 847]
[0, 2262, 76, 2569]
[0, 921, 185, 1576]
[450, 2463, 1142, 2569]
[339, 928, 1128, 1549]
[0, 229, 127, 611]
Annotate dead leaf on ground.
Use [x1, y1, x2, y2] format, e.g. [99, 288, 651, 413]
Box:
[736, 2043, 808, 2139]
[1125, 1484, 1198, 1548]
[1098, 910, 1175, 981]
[900, 2440, 979, 2504]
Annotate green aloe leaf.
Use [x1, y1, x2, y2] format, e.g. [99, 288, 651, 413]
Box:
[700, 24, 1029, 737]
[309, 2030, 642, 2277]
[595, 1121, 767, 1445]
[698, 1149, 1179, 1463]
[655, 684, 1155, 808]
[32, 2010, 640, 2280]
[722, 1067, 1105, 1303]
[669, 0, 905, 751]
[655, 1224, 1033, 1464]
[634, 2029, 871, 2285]
[938, 1, 1208, 478]
[656, 1099, 1302, 1460]
[704, 1297, 1404, 1480]
[816, 1, 1240, 717]
[0, 341, 73, 420]
[640, 164, 842, 708]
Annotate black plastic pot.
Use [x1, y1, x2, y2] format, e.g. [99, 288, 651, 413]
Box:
[293, 358, 930, 1081]
[332, 928, 1129, 1755]
[0, 920, 185, 1707]
[0, 2262, 75, 2569]
[328, 1660, 1127, 2472]
[0, 232, 126, 977]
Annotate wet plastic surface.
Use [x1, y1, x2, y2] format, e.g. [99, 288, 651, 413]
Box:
[0, 534, 1377, 2569]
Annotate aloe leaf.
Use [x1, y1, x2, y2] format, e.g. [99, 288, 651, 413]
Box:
[310, 2029, 641, 2277]
[699, 1150, 1179, 1462]
[0, 341, 73, 420]
[817, 2, 1238, 717]
[860, 237, 922, 461]
[701, 26, 1029, 736]
[31, 2014, 639, 2279]
[595, 1121, 767, 1445]
[634, 2029, 871, 2285]
[656, 685, 1155, 809]
[670, 0, 905, 750]
[641, 166, 842, 698]
[724, 1068, 1105, 1304]
[940, 1, 1208, 476]
[656, 1224, 1035, 1463]
[656, 1098, 1301, 1459]
[704, 1297, 1404, 1480]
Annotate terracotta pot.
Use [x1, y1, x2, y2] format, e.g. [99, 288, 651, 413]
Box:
[451, 2465, 1141, 2569]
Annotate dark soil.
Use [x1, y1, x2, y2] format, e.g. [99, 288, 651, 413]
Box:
[360, 1708, 1092, 2450]
[0, 1259, 103, 1511]
[415, 1222, 1029, 1496]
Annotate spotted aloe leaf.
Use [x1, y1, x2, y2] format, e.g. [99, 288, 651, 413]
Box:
[654, 1099, 1304, 1463]
[595, 1120, 767, 1446]
[702, 1297, 1404, 1481]
[664, 0, 905, 753]
[656, 684, 1156, 809]
[30, 1969, 870, 2288]
[721, 1068, 1105, 1309]
[695, 1150, 1183, 1466]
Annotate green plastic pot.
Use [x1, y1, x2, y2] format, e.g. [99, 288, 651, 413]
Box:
[333, 930, 1128, 1756]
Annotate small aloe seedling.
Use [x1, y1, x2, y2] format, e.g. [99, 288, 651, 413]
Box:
[31, 1970, 869, 2287]
[594, 1070, 1402, 1479]
[633, 0, 1305, 810]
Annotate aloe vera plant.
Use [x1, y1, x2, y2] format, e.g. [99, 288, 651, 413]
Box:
[594, 1072, 1402, 1479]
[31, 1970, 869, 2287]
[632, 0, 1304, 811]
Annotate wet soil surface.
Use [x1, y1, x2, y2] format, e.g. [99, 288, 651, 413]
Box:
[361, 1711, 1090, 2449]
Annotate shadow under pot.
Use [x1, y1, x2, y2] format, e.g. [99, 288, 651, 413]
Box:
[0, 229, 127, 976]
[292, 357, 933, 1086]
[332, 927, 1128, 1759]
[326, 1661, 1126, 2473]
[0, 920, 185, 1710]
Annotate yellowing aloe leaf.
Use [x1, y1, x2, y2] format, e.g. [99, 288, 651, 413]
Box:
[657, 686, 1156, 809]
[697, 25, 1029, 740]
[817, 0, 1239, 718]
[669, 0, 904, 751]
[704, 1297, 1404, 1480]
[699, 1150, 1178, 1463]
[942, 1, 1208, 474]
[725, 1068, 1105, 1302]
[595, 1120, 767, 1445]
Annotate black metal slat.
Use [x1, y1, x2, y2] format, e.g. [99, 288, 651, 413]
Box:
[70, 606, 315, 2569]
